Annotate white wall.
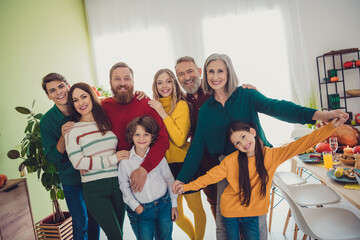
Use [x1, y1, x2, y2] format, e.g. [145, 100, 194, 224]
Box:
[296, 0, 360, 120]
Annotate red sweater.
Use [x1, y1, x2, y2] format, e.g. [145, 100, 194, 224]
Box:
[102, 96, 169, 172]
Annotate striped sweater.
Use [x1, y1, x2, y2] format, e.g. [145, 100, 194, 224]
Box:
[65, 122, 119, 183]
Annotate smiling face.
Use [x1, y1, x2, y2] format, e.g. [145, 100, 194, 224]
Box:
[110, 67, 134, 104]
[230, 128, 257, 157]
[46, 80, 70, 107]
[71, 88, 93, 119]
[175, 61, 202, 94]
[206, 60, 228, 92]
[156, 72, 173, 98]
[133, 125, 152, 153]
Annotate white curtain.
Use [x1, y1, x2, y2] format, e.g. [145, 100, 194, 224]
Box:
[84, 0, 311, 145]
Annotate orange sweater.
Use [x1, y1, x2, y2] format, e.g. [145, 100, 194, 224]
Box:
[184, 123, 336, 217]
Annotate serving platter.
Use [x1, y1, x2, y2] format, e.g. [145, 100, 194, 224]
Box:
[346, 89, 360, 97]
[298, 153, 323, 163]
[326, 168, 360, 183]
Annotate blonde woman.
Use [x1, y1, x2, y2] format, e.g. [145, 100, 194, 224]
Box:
[148, 68, 206, 240]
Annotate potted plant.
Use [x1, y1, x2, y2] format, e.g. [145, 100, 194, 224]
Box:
[294, 83, 319, 129]
[7, 101, 72, 238]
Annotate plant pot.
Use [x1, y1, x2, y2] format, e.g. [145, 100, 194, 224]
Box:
[36, 211, 73, 239]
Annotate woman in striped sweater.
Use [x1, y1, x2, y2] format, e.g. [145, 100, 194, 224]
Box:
[65, 82, 127, 240]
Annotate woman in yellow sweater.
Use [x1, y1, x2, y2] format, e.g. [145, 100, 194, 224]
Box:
[175, 118, 345, 240]
[148, 68, 206, 240]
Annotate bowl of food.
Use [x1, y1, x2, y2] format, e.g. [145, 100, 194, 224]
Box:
[346, 89, 360, 97]
[338, 153, 359, 165]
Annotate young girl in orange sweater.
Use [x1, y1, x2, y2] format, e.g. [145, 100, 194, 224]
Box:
[175, 118, 343, 240]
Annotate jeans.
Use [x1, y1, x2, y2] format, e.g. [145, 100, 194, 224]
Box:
[126, 191, 173, 240]
[222, 216, 260, 240]
[63, 184, 100, 240]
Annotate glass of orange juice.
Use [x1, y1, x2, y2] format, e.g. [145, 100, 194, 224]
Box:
[323, 151, 333, 169]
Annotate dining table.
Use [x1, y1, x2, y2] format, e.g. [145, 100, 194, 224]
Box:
[291, 154, 360, 210]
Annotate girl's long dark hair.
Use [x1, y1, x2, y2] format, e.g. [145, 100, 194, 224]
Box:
[227, 122, 268, 207]
[68, 82, 112, 135]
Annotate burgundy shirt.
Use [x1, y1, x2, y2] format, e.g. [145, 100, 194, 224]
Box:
[186, 87, 211, 140]
[102, 96, 169, 173]
[185, 87, 217, 173]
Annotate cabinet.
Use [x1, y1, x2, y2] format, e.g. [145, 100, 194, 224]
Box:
[0, 178, 37, 240]
[316, 48, 360, 113]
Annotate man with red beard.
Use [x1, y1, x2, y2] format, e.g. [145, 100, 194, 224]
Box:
[102, 62, 170, 193]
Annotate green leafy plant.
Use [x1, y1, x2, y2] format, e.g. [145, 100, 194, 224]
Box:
[7, 100, 66, 223]
[294, 83, 319, 129]
[95, 84, 112, 97]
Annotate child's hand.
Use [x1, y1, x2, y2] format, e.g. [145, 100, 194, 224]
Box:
[171, 207, 178, 222]
[116, 150, 130, 161]
[175, 183, 185, 195]
[148, 100, 168, 119]
[135, 205, 144, 215]
[135, 91, 148, 100]
[331, 117, 345, 128]
[172, 180, 184, 194]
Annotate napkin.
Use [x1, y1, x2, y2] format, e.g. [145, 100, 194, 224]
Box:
[344, 183, 360, 190]
[314, 161, 341, 167]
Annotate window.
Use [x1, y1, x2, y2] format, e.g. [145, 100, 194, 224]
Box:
[203, 10, 293, 144]
[93, 28, 174, 96]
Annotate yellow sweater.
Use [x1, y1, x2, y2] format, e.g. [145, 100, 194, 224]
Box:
[159, 96, 191, 163]
[184, 123, 336, 217]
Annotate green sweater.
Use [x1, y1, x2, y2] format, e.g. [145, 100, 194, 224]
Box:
[177, 87, 317, 183]
[40, 104, 81, 185]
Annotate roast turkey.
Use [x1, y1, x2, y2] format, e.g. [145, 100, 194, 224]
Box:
[329, 124, 360, 147]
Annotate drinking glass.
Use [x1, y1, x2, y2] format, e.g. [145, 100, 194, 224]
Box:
[329, 137, 338, 161]
[323, 151, 333, 169]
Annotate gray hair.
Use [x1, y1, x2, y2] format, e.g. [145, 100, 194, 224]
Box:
[175, 56, 198, 69]
[202, 53, 239, 96]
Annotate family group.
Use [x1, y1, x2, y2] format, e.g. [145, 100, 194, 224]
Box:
[39, 53, 348, 240]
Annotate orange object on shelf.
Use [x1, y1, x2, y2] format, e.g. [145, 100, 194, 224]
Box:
[344, 146, 353, 154]
[330, 76, 339, 82]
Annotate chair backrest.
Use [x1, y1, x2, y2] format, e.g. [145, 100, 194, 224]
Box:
[273, 173, 318, 238]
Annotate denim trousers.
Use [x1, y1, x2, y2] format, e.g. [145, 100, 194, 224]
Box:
[216, 155, 267, 240]
[62, 184, 100, 240]
[222, 215, 260, 240]
[126, 191, 173, 240]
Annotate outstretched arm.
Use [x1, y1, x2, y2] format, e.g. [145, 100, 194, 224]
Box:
[312, 109, 349, 123]
[272, 118, 344, 165]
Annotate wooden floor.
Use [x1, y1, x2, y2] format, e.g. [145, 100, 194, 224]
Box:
[101, 160, 360, 239]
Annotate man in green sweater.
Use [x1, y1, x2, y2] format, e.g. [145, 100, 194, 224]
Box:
[40, 73, 99, 240]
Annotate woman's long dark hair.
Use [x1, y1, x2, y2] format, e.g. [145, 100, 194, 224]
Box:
[68, 82, 112, 135]
[227, 122, 269, 207]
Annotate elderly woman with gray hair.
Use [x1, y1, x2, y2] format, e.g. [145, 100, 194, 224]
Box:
[173, 53, 349, 239]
